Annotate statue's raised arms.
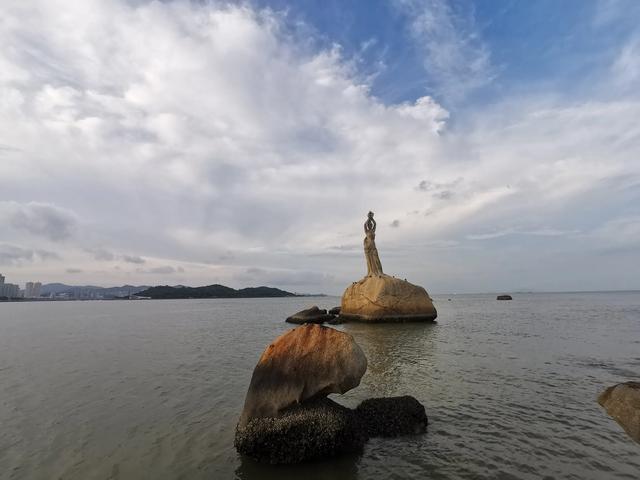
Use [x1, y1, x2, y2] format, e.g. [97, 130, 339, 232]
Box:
[363, 211, 383, 276]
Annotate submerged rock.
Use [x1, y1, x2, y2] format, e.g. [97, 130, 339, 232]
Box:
[235, 395, 428, 464]
[235, 398, 366, 464]
[237, 324, 367, 429]
[497, 295, 513, 300]
[598, 382, 640, 444]
[285, 306, 335, 324]
[356, 396, 428, 437]
[340, 274, 437, 322]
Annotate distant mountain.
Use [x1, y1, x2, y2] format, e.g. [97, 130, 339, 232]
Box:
[136, 284, 297, 299]
[41, 283, 150, 298]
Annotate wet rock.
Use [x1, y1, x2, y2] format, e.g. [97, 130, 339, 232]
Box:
[356, 396, 428, 437]
[497, 295, 513, 300]
[598, 382, 640, 444]
[237, 324, 367, 428]
[329, 306, 341, 315]
[235, 398, 366, 464]
[235, 396, 429, 464]
[285, 306, 335, 324]
[235, 325, 429, 464]
[341, 274, 437, 322]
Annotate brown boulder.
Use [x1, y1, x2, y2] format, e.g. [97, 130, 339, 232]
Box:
[340, 274, 437, 322]
[237, 324, 367, 428]
[598, 382, 640, 444]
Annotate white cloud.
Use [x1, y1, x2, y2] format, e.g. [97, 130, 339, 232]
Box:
[0, 244, 60, 266]
[0, 0, 638, 292]
[0, 201, 77, 241]
[612, 36, 640, 88]
[86, 248, 115, 261]
[392, 0, 495, 102]
[466, 228, 579, 241]
[588, 216, 640, 253]
[140, 265, 178, 275]
[122, 255, 146, 265]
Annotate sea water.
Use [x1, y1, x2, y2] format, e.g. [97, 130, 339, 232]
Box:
[1, 292, 639, 479]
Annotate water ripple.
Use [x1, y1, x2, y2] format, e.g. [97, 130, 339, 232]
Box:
[0, 293, 639, 479]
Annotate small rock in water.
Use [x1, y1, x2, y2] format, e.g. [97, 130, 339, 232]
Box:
[356, 396, 428, 437]
[285, 306, 335, 324]
[598, 382, 640, 444]
[497, 295, 513, 300]
[328, 306, 341, 315]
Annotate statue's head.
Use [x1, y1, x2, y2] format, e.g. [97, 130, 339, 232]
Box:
[367, 211, 374, 218]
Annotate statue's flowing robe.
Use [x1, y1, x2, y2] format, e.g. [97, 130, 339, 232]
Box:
[364, 231, 383, 276]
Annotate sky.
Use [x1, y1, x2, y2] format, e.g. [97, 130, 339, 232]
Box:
[1, 0, 639, 294]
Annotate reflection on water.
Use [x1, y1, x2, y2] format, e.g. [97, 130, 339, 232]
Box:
[343, 322, 439, 399]
[235, 451, 360, 480]
[1, 293, 640, 479]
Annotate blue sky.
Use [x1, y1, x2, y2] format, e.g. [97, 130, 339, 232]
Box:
[251, 0, 639, 107]
[0, 0, 639, 293]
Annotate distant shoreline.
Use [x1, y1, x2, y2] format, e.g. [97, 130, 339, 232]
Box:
[2, 290, 637, 303]
[0, 293, 329, 302]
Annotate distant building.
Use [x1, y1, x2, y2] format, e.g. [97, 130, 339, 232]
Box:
[25, 281, 42, 298]
[0, 282, 20, 298]
[0, 273, 19, 298]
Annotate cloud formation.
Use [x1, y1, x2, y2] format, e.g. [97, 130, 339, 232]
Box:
[0, 0, 639, 293]
[393, 0, 494, 101]
[0, 244, 60, 266]
[122, 255, 146, 265]
[0, 201, 77, 241]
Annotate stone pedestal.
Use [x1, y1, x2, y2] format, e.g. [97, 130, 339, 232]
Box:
[340, 274, 437, 322]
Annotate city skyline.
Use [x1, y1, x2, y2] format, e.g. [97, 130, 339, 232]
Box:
[1, 0, 640, 295]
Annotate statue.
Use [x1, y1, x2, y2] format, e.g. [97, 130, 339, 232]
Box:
[340, 211, 438, 322]
[364, 211, 383, 276]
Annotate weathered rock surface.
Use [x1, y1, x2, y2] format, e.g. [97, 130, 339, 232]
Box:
[329, 306, 341, 315]
[235, 396, 428, 464]
[356, 396, 428, 437]
[235, 398, 366, 464]
[237, 324, 367, 428]
[340, 274, 437, 322]
[285, 306, 335, 324]
[598, 382, 640, 444]
[497, 294, 513, 300]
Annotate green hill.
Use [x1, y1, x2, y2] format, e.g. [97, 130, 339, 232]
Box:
[136, 284, 296, 299]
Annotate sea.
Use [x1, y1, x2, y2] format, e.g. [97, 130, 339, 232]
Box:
[1, 292, 639, 480]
